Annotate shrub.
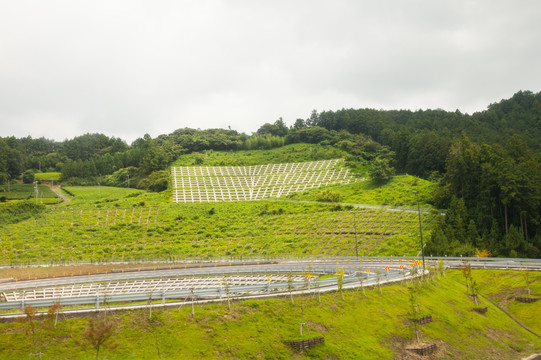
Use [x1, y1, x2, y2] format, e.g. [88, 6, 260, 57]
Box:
[316, 189, 342, 203]
[22, 170, 35, 184]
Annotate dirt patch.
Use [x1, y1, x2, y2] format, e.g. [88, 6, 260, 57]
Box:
[222, 309, 243, 322]
[395, 340, 449, 360]
[306, 321, 328, 333]
[0, 262, 194, 279]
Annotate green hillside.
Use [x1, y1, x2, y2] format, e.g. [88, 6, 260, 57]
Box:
[288, 174, 435, 207]
[0, 271, 539, 359]
[0, 182, 436, 265]
[172, 143, 354, 168]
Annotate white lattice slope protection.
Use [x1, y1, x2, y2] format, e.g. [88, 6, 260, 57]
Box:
[171, 159, 358, 203]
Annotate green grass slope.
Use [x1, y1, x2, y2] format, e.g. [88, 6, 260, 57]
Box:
[287, 174, 435, 208]
[0, 171, 438, 265]
[0, 145, 440, 265]
[172, 143, 352, 167]
[0, 194, 435, 265]
[0, 272, 539, 359]
[449, 269, 541, 335]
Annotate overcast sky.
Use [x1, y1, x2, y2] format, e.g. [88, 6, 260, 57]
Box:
[1, 1, 540, 144]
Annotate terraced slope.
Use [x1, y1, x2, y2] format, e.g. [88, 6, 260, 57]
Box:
[171, 159, 359, 203]
[0, 200, 435, 265]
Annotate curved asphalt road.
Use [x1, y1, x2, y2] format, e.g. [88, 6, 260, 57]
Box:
[2, 257, 539, 293]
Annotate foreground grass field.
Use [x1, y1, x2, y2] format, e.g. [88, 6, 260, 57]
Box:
[0, 271, 539, 359]
[449, 269, 541, 335]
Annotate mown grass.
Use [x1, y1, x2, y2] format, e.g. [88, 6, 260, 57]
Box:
[0, 273, 539, 359]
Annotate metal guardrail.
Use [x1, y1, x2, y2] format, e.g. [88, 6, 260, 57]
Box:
[0, 271, 405, 312]
[1, 256, 538, 314]
[0, 264, 399, 292]
[2, 256, 540, 269]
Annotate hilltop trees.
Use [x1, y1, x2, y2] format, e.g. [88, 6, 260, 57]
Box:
[257, 118, 289, 137]
[370, 157, 394, 184]
[428, 134, 541, 258]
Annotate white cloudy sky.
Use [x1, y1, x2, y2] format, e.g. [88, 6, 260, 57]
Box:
[1, 1, 540, 143]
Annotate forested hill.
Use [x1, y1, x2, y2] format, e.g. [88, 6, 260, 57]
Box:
[1, 90, 541, 258]
[305, 90, 541, 177]
[1, 90, 539, 184]
[312, 90, 541, 150]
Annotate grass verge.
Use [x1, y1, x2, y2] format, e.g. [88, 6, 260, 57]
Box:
[0, 271, 539, 359]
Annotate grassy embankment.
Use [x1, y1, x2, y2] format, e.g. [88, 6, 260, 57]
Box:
[0, 179, 436, 268]
[448, 269, 541, 335]
[0, 271, 539, 359]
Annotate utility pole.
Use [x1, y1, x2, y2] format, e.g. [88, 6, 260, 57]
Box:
[354, 211, 358, 259]
[34, 181, 38, 204]
[413, 191, 426, 273]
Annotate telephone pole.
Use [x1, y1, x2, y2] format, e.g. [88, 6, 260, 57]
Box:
[34, 181, 38, 204]
[413, 191, 426, 272]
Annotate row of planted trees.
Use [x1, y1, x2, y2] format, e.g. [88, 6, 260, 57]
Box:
[21, 304, 116, 360]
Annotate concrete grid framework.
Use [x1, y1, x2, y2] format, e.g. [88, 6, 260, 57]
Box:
[171, 159, 360, 203]
[2, 275, 306, 301]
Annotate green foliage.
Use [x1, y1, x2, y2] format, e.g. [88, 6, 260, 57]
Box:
[110, 167, 137, 187]
[316, 189, 342, 203]
[256, 118, 289, 137]
[0, 200, 45, 225]
[22, 170, 35, 184]
[137, 170, 169, 192]
[1, 90, 540, 260]
[448, 269, 541, 334]
[369, 157, 394, 184]
[432, 133, 541, 258]
[62, 186, 146, 205]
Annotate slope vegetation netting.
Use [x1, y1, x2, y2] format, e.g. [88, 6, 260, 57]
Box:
[0, 202, 436, 265]
[171, 159, 360, 203]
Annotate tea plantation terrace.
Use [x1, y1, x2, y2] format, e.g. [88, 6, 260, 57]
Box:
[171, 159, 359, 203]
